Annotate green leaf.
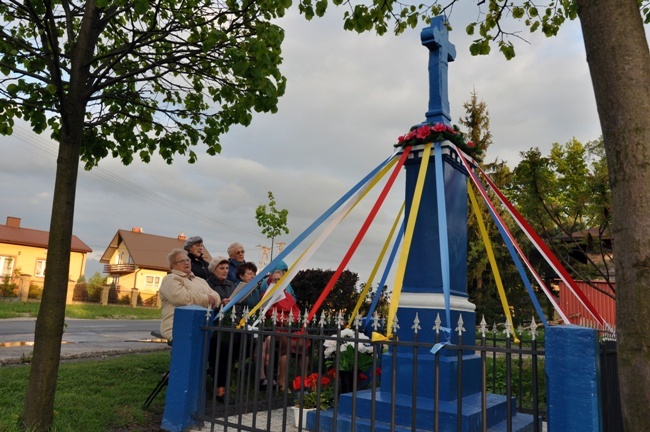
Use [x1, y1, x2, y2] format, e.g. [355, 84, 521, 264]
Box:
[133, 0, 149, 14]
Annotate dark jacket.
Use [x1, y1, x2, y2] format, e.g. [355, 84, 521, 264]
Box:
[207, 275, 260, 313]
[227, 258, 241, 284]
[188, 252, 211, 280]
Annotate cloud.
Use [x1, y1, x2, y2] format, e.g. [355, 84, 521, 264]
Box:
[1, 6, 622, 292]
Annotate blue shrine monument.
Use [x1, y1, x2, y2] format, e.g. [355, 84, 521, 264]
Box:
[313, 16, 537, 432]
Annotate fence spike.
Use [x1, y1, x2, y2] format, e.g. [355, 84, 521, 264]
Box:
[504, 318, 513, 339]
[456, 314, 466, 336]
[353, 313, 363, 330]
[479, 315, 488, 337]
[433, 313, 442, 334]
[318, 311, 327, 328]
[336, 311, 345, 329]
[412, 312, 421, 334]
[392, 315, 400, 333]
[372, 312, 380, 331]
[529, 317, 538, 340]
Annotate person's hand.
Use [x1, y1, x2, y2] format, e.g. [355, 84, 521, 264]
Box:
[207, 293, 218, 307]
[222, 297, 231, 306]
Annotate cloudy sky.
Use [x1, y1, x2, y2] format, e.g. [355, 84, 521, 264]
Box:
[1, 4, 637, 283]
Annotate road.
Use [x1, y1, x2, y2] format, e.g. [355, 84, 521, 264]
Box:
[0, 318, 169, 365]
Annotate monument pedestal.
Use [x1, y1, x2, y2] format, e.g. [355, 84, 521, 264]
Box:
[311, 392, 539, 432]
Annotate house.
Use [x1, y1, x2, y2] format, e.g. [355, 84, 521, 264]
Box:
[0, 216, 92, 298]
[99, 228, 212, 302]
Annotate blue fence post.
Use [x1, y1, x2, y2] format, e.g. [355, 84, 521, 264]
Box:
[546, 324, 602, 432]
[161, 305, 210, 432]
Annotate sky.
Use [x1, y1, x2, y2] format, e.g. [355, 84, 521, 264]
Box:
[0, 4, 626, 284]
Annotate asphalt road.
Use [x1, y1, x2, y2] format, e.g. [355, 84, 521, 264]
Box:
[0, 318, 169, 365]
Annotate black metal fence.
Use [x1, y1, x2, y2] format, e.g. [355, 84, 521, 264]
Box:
[600, 336, 623, 432]
[192, 311, 551, 432]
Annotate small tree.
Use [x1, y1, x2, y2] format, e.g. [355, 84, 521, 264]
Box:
[255, 191, 289, 261]
[292, 268, 360, 314]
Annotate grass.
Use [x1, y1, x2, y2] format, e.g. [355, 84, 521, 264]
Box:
[0, 352, 169, 432]
[0, 301, 161, 320]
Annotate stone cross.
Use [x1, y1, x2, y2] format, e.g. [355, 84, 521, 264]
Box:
[420, 16, 456, 126]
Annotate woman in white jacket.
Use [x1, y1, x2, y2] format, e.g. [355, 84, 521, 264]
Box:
[159, 248, 220, 341]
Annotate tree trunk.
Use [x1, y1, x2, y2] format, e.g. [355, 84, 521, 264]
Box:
[21, 118, 83, 431]
[576, 1, 650, 430]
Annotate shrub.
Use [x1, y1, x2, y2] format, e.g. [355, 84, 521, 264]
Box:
[118, 294, 131, 305]
[108, 283, 119, 304]
[28, 283, 43, 299]
[0, 276, 17, 297]
[73, 283, 89, 301]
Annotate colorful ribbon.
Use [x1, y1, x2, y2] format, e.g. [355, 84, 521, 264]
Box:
[348, 202, 405, 327]
[385, 143, 432, 339]
[307, 147, 412, 322]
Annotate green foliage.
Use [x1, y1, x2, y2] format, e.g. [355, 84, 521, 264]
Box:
[292, 268, 360, 314]
[507, 138, 613, 284]
[290, 0, 618, 59]
[255, 191, 290, 259]
[0, 276, 17, 297]
[0, 352, 169, 431]
[108, 283, 119, 304]
[0, 0, 289, 168]
[0, 302, 161, 319]
[27, 284, 42, 300]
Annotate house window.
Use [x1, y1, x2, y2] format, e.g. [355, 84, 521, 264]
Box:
[35, 260, 46, 277]
[144, 275, 161, 288]
[0, 256, 14, 278]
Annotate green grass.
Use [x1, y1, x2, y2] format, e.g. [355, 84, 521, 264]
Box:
[0, 352, 169, 432]
[0, 302, 161, 320]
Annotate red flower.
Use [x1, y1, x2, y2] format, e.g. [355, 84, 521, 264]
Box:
[327, 369, 337, 378]
[467, 141, 475, 148]
[416, 125, 431, 139]
[293, 376, 304, 391]
[432, 123, 447, 132]
[404, 130, 417, 141]
[375, 367, 382, 376]
[398, 135, 406, 143]
[358, 372, 369, 381]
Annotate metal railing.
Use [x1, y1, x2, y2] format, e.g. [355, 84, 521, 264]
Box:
[193, 311, 550, 432]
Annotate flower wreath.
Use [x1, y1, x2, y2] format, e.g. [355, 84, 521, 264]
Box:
[395, 122, 483, 161]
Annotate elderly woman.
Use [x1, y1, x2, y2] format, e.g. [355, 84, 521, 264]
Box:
[184, 236, 211, 280]
[159, 248, 220, 341]
[206, 256, 260, 404]
[226, 242, 245, 284]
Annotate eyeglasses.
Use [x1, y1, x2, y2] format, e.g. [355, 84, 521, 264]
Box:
[235, 250, 245, 255]
[175, 259, 191, 264]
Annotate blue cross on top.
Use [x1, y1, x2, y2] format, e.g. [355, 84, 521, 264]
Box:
[420, 16, 456, 126]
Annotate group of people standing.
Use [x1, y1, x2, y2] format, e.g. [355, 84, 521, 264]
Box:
[158, 236, 299, 404]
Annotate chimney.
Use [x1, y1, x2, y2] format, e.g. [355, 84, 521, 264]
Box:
[132, 227, 143, 233]
[178, 232, 186, 241]
[6, 217, 21, 228]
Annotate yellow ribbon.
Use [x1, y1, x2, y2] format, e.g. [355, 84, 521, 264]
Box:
[386, 143, 432, 338]
[245, 156, 400, 321]
[347, 202, 405, 327]
[468, 181, 519, 343]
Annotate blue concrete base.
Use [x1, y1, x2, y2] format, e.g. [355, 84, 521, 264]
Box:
[381, 351, 482, 401]
[308, 390, 536, 432]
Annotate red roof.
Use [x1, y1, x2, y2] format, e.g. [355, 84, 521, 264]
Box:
[99, 229, 212, 272]
[0, 220, 92, 253]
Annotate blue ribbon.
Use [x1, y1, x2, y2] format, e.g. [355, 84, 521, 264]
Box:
[434, 142, 452, 341]
[219, 153, 399, 317]
[473, 177, 548, 327]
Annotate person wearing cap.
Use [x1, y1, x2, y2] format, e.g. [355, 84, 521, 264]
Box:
[159, 248, 220, 341]
[259, 260, 296, 301]
[184, 236, 211, 280]
[226, 242, 245, 284]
